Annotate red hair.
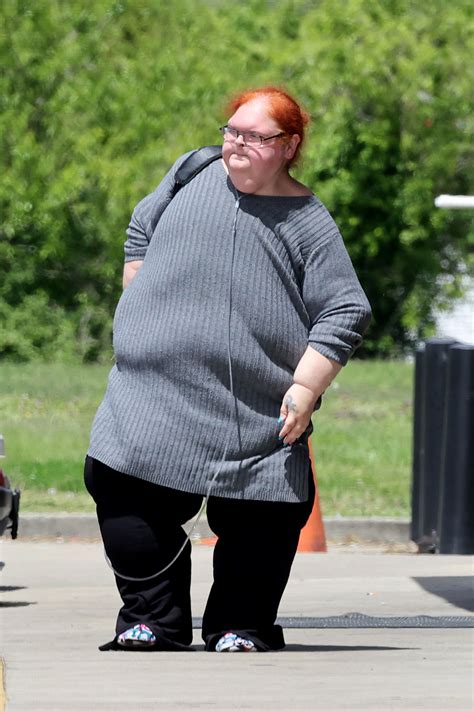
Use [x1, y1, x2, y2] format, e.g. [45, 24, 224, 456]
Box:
[225, 86, 310, 165]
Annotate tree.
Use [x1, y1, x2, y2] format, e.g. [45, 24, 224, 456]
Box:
[0, 0, 472, 360]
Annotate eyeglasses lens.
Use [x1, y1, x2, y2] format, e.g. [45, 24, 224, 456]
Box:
[220, 126, 262, 146]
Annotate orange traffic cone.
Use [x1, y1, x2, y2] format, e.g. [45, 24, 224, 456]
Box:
[297, 437, 327, 552]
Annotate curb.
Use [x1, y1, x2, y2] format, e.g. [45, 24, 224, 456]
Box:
[16, 513, 410, 544]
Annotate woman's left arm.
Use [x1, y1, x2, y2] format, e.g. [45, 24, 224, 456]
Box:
[278, 213, 372, 445]
[278, 347, 341, 445]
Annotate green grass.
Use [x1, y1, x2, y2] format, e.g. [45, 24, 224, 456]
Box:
[0, 360, 413, 516]
[0, 363, 110, 512]
[313, 360, 413, 518]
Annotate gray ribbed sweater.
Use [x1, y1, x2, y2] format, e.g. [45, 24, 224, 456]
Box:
[88, 155, 371, 502]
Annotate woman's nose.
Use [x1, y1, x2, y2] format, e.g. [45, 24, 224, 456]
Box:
[235, 131, 246, 145]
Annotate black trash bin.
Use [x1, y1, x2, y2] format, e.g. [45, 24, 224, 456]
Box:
[437, 344, 474, 554]
[410, 337, 457, 552]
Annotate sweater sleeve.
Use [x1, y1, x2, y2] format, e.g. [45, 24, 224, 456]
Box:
[124, 151, 194, 262]
[302, 229, 372, 366]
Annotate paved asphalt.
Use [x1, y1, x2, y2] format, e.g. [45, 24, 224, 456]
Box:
[0, 539, 473, 711]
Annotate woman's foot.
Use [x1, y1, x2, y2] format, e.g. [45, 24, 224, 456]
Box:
[117, 624, 157, 648]
[215, 632, 257, 653]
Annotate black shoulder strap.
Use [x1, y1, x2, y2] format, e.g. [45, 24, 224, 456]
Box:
[171, 145, 222, 198]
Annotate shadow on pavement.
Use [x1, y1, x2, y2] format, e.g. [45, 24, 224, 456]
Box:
[412, 576, 474, 612]
[0, 585, 35, 608]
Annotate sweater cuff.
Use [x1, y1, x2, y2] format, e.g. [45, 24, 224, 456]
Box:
[124, 249, 147, 263]
[307, 340, 353, 367]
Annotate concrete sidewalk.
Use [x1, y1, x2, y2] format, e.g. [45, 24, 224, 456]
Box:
[18, 512, 411, 545]
[0, 540, 473, 710]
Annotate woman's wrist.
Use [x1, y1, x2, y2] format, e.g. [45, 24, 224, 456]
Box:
[290, 381, 320, 409]
[293, 346, 342, 401]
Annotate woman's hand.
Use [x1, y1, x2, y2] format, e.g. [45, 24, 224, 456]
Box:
[278, 346, 342, 445]
[278, 383, 317, 445]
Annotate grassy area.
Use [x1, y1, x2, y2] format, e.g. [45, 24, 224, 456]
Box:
[0, 361, 413, 516]
[0, 363, 109, 513]
[313, 360, 413, 518]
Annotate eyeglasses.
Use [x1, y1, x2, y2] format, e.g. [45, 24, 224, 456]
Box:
[219, 125, 285, 147]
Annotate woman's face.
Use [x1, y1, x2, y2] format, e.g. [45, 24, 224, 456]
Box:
[222, 98, 300, 195]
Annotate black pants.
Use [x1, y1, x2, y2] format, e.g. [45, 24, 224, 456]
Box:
[84, 455, 314, 652]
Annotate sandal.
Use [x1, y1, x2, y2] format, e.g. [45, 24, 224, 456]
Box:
[117, 624, 157, 648]
[215, 632, 257, 653]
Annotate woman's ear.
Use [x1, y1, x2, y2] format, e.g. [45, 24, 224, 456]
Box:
[284, 134, 301, 163]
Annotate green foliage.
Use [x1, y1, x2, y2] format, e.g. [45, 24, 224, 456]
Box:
[0, 292, 76, 361]
[1, 0, 473, 360]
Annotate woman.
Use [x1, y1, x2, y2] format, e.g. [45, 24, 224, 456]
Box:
[85, 86, 371, 653]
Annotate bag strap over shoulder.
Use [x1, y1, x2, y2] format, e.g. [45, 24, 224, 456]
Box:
[171, 145, 222, 198]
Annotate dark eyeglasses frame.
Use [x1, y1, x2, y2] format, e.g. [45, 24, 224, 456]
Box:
[219, 125, 285, 147]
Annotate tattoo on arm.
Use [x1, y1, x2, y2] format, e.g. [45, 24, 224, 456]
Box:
[285, 395, 297, 413]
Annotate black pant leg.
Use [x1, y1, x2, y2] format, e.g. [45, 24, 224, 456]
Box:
[202, 463, 315, 651]
[84, 455, 202, 649]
